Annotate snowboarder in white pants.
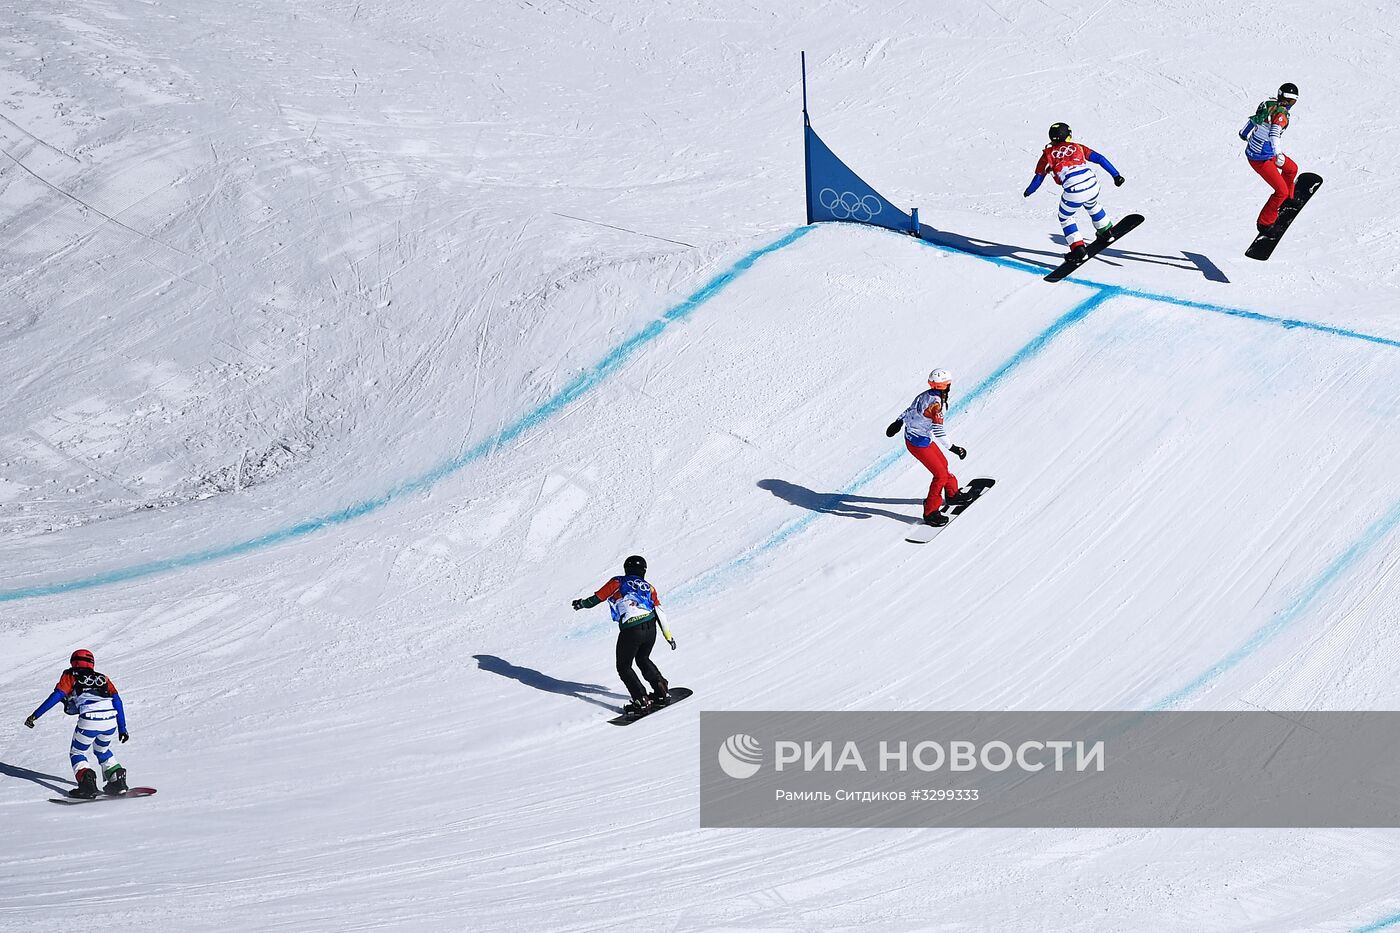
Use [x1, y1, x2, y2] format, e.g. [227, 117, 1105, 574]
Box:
[1024, 122, 1125, 262]
[25, 649, 131, 799]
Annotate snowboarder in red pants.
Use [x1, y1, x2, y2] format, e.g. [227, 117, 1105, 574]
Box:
[1240, 83, 1300, 233]
[886, 369, 968, 526]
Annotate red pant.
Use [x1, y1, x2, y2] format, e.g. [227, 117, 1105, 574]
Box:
[906, 439, 959, 517]
[1249, 155, 1297, 226]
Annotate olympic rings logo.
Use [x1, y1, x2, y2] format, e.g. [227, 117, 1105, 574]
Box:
[818, 188, 882, 222]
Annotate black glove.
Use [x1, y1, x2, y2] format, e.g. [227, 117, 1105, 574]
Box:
[571, 598, 585, 611]
[667, 636, 677, 650]
[24, 715, 35, 729]
[949, 445, 967, 460]
[885, 419, 902, 438]
[119, 731, 130, 744]
[1113, 174, 1125, 187]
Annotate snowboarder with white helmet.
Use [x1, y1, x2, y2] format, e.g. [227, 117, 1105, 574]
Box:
[572, 555, 676, 715]
[24, 649, 131, 798]
[887, 369, 969, 526]
[1024, 122, 1126, 262]
[1240, 83, 1301, 233]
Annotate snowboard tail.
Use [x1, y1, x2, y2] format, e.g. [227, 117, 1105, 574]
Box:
[607, 687, 693, 726]
[49, 786, 157, 806]
[1044, 214, 1144, 282]
[1246, 172, 1322, 260]
[905, 478, 995, 544]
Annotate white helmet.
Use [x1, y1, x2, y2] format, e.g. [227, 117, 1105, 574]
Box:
[928, 368, 953, 390]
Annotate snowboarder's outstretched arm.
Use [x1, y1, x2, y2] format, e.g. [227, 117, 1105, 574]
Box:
[571, 577, 614, 610]
[1024, 150, 1053, 197]
[24, 687, 65, 727]
[1086, 149, 1125, 186]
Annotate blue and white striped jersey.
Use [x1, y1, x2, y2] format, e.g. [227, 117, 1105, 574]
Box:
[1240, 100, 1290, 160]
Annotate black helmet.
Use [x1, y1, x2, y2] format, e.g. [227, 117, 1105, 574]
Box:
[623, 555, 647, 577]
[1048, 122, 1071, 143]
[1278, 82, 1299, 103]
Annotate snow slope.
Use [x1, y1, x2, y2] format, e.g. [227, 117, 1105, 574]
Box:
[3, 0, 1400, 930]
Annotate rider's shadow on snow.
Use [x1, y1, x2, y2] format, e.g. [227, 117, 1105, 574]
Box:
[918, 224, 1062, 271]
[0, 760, 75, 794]
[473, 655, 627, 711]
[758, 479, 922, 524]
[1089, 246, 1230, 283]
[916, 224, 1228, 283]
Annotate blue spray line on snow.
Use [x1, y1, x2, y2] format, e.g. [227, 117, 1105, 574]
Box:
[1354, 909, 1400, 933]
[1150, 495, 1400, 710]
[1111, 286, 1400, 349]
[908, 234, 1400, 349]
[0, 226, 814, 604]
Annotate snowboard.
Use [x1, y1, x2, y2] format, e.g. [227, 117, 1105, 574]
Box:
[608, 687, 693, 726]
[904, 478, 996, 544]
[1245, 172, 1323, 261]
[1044, 214, 1145, 282]
[49, 786, 157, 806]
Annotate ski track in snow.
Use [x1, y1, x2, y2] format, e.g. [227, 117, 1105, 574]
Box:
[5, 1, 1400, 930]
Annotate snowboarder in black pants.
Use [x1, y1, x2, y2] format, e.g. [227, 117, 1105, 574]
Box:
[572, 555, 676, 715]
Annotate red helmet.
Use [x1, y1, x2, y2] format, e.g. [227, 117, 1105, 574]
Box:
[70, 649, 95, 670]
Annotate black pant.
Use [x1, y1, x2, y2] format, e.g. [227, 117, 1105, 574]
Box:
[616, 619, 665, 702]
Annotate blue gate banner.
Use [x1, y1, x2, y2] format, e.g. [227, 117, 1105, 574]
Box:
[805, 123, 914, 234]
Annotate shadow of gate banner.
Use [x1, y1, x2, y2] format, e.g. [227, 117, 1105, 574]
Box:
[804, 121, 916, 235]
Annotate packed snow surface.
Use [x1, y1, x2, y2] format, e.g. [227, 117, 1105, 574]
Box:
[3, 0, 1400, 930]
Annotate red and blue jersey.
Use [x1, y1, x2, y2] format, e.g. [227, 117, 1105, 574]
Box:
[593, 574, 661, 629]
[1027, 142, 1120, 196]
